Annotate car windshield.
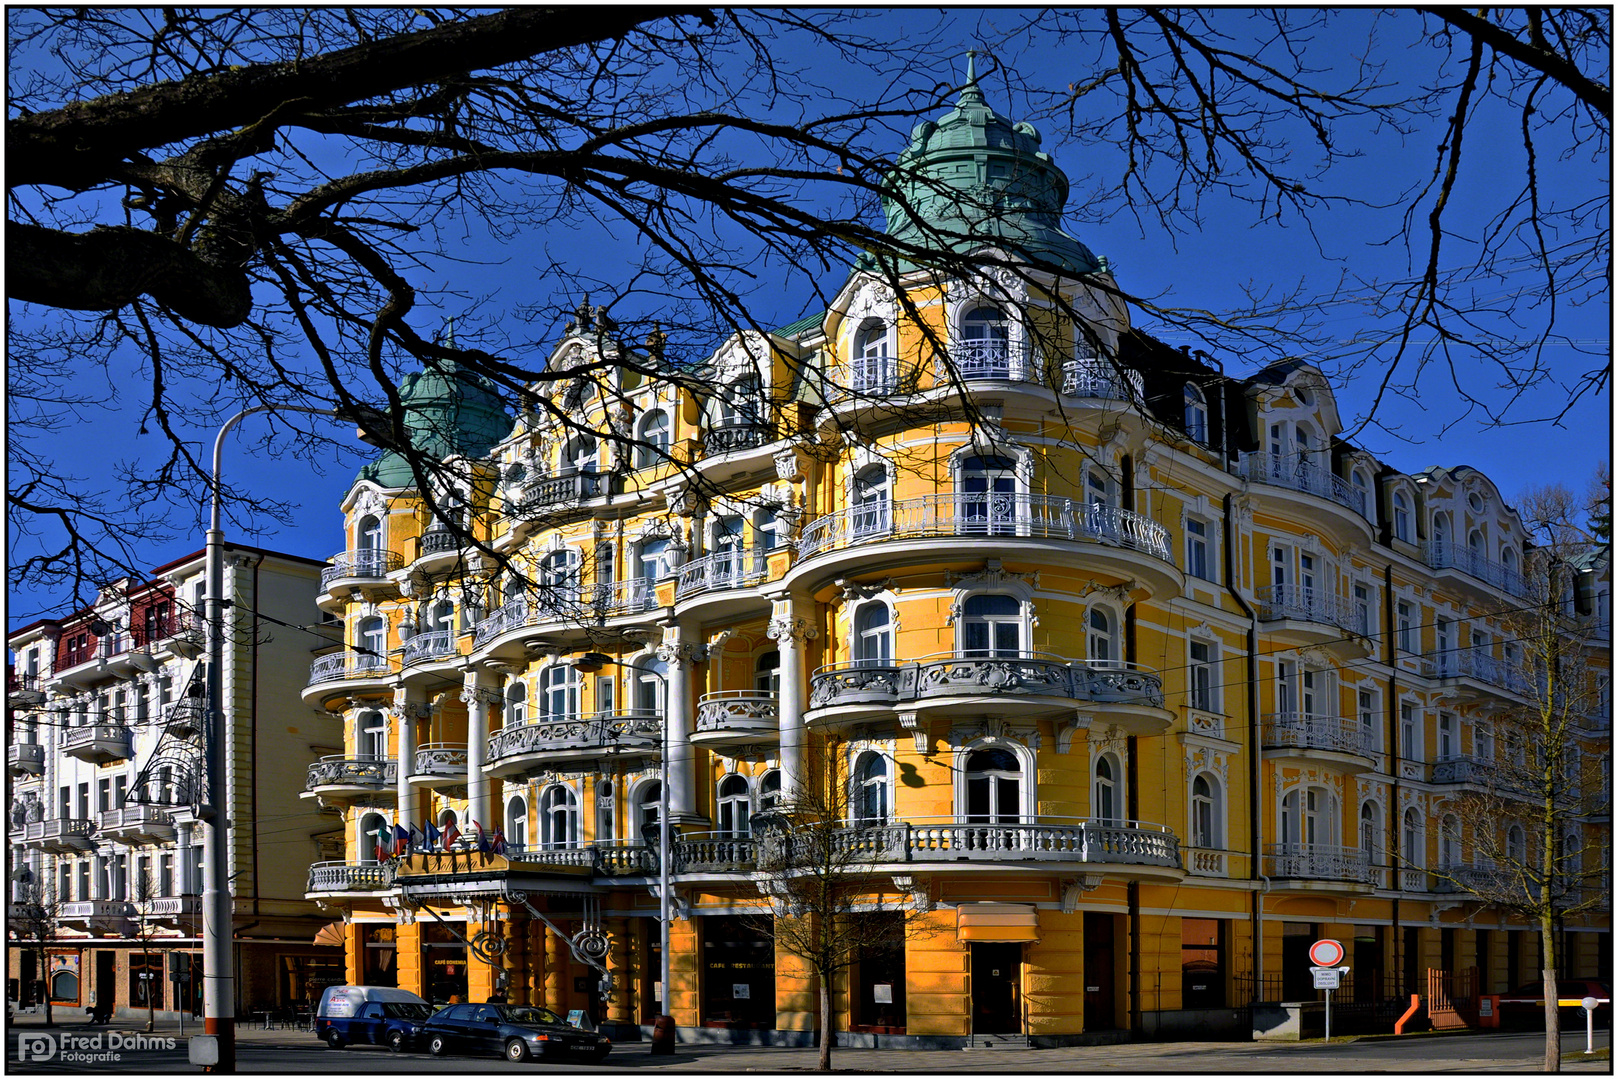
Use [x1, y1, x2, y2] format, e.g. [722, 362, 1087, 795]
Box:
[382, 1002, 432, 1019]
[498, 1005, 566, 1027]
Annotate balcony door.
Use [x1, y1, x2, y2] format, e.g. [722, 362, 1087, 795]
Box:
[962, 595, 1022, 659]
[960, 306, 1010, 377]
[964, 748, 1022, 826]
[959, 455, 1017, 535]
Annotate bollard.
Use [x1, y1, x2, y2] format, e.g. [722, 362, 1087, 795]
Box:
[650, 1014, 676, 1055]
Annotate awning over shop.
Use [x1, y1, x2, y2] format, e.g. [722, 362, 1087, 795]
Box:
[956, 903, 1039, 942]
[312, 922, 345, 948]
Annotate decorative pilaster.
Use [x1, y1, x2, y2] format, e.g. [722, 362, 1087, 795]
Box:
[768, 604, 818, 798]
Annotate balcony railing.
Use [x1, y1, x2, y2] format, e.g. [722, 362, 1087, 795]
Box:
[307, 650, 391, 687]
[1262, 843, 1375, 884]
[1061, 358, 1144, 401]
[695, 691, 779, 740]
[7, 743, 44, 775]
[98, 804, 175, 841]
[762, 816, 1181, 869]
[486, 711, 662, 770]
[942, 342, 1042, 384]
[1261, 713, 1375, 757]
[419, 528, 460, 556]
[675, 550, 770, 599]
[471, 592, 585, 648]
[799, 493, 1172, 564]
[1423, 540, 1529, 597]
[19, 818, 96, 852]
[810, 653, 1164, 711]
[321, 548, 405, 590]
[589, 577, 657, 617]
[511, 470, 604, 516]
[142, 895, 202, 920]
[1255, 584, 1368, 635]
[677, 833, 759, 873]
[412, 742, 468, 780]
[401, 629, 458, 666]
[60, 723, 133, 763]
[131, 610, 203, 650]
[1423, 649, 1532, 695]
[305, 756, 397, 791]
[307, 861, 397, 893]
[1240, 453, 1367, 517]
[1429, 755, 1493, 785]
[8, 673, 45, 701]
[62, 900, 135, 925]
[703, 423, 771, 455]
[851, 355, 898, 394]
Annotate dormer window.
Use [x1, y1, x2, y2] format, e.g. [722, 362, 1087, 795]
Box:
[854, 320, 895, 393]
[1393, 492, 1412, 543]
[635, 410, 670, 468]
[1184, 384, 1208, 444]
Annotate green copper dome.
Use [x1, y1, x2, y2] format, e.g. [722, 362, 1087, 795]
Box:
[869, 59, 1103, 275]
[358, 359, 513, 488]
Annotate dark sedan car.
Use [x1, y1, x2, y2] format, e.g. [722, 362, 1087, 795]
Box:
[420, 1002, 612, 1063]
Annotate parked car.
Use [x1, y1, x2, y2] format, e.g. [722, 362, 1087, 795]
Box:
[419, 1002, 612, 1063]
[316, 985, 435, 1051]
[1496, 979, 1609, 1027]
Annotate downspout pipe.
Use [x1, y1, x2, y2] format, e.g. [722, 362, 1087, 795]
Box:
[1224, 491, 1264, 992]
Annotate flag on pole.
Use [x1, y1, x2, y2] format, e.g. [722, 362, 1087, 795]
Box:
[424, 821, 442, 851]
[375, 821, 392, 862]
[491, 829, 507, 855]
[443, 820, 461, 850]
[474, 820, 490, 854]
[393, 823, 411, 856]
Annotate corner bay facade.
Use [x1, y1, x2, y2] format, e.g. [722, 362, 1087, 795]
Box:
[302, 84, 1611, 1045]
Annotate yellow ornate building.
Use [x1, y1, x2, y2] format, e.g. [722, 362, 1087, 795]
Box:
[303, 79, 1611, 1046]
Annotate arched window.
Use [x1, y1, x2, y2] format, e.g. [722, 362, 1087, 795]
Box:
[1184, 385, 1209, 444]
[506, 796, 529, 852]
[854, 320, 895, 392]
[1431, 512, 1450, 549]
[1438, 814, 1461, 869]
[505, 681, 528, 727]
[854, 603, 892, 665]
[962, 594, 1021, 658]
[1352, 470, 1371, 519]
[1281, 786, 1337, 847]
[1402, 806, 1424, 868]
[1468, 529, 1485, 561]
[1190, 773, 1221, 848]
[1393, 492, 1412, 543]
[540, 549, 581, 609]
[357, 616, 387, 669]
[540, 665, 580, 721]
[965, 747, 1022, 824]
[636, 781, 662, 839]
[1087, 606, 1119, 668]
[357, 514, 383, 551]
[852, 465, 890, 537]
[754, 651, 781, 696]
[539, 785, 580, 849]
[438, 808, 460, 833]
[595, 780, 616, 844]
[357, 710, 388, 760]
[758, 770, 782, 813]
[959, 306, 1011, 377]
[425, 597, 454, 634]
[959, 455, 1018, 534]
[854, 752, 890, 824]
[51, 971, 79, 1002]
[636, 410, 671, 468]
[1359, 801, 1382, 859]
[1506, 822, 1528, 863]
[359, 812, 389, 864]
[1093, 754, 1122, 825]
[717, 774, 751, 837]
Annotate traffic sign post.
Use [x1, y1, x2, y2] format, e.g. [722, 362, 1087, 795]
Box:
[1307, 941, 1347, 1043]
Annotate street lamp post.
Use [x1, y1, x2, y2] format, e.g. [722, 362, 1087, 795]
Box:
[201, 404, 356, 1072]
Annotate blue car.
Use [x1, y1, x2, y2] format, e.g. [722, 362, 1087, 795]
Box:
[318, 996, 435, 1052]
[419, 1002, 612, 1063]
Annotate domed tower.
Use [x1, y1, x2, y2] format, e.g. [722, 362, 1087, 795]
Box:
[873, 54, 1104, 276]
[358, 358, 514, 488]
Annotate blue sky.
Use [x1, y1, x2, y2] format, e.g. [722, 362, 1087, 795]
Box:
[7, 9, 1610, 628]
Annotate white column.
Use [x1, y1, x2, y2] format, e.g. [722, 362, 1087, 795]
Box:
[657, 626, 702, 823]
[175, 823, 193, 892]
[393, 689, 421, 833]
[769, 601, 817, 799]
[462, 675, 497, 831]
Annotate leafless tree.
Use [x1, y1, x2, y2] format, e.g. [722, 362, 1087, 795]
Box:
[130, 870, 164, 1031]
[8, 879, 67, 1027]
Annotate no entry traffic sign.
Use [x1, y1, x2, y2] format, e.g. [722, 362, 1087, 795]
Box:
[1309, 938, 1345, 967]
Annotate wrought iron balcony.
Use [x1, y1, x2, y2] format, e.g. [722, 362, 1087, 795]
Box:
[589, 577, 658, 618]
[510, 469, 604, 516]
[850, 355, 899, 394]
[321, 548, 405, 590]
[703, 423, 771, 455]
[304, 756, 397, 794]
[307, 650, 392, 688]
[1261, 713, 1375, 758]
[1255, 584, 1368, 635]
[693, 691, 779, 747]
[8, 673, 45, 705]
[7, 742, 44, 776]
[761, 816, 1181, 870]
[17, 817, 96, 852]
[1423, 540, 1529, 597]
[1422, 649, 1532, 695]
[401, 628, 458, 667]
[410, 742, 468, 784]
[1061, 357, 1144, 401]
[675, 551, 770, 600]
[1262, 843, 1376, 884]
[98, 804, 175, 843]
[60, 723, 133, 764]
[1429, 755, 1493, 785]
[809, 653, 1165, 711]
[1239, 453, 1367, 518]
[307, 861, 397, 893]
[485, 710, 662, 776]
[470, 592, 585, 648]
[798, 493, 1172, 564]
[941, 342, 1042, 384]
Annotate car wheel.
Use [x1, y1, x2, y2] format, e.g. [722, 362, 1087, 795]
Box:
[428, 1033, 449, 1057]
[505, 1038, 531, 1063]
[592, 1049, 611, 1064]
[385, 1029, 406, 1053]
[325, 1028, 345, 1050]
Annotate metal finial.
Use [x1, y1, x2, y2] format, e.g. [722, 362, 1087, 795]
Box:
[965, 49, 978, 85]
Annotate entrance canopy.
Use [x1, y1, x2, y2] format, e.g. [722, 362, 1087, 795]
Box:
[956, 903, 1039, 943]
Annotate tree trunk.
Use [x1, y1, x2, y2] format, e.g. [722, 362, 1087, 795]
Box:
[145, 946, 155, 1032]
[1541, 908, 1560, 1072]
[818, 977, 832, 1072]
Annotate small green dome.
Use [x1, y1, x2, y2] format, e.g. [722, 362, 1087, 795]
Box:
[868, 61, 1102, 276]
[358, 359, 513, 488]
